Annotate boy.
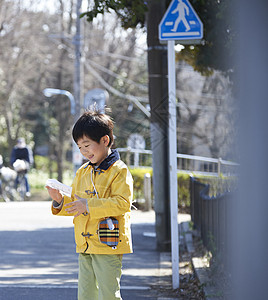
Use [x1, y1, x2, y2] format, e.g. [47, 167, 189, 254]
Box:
[46, 110, 133, 300]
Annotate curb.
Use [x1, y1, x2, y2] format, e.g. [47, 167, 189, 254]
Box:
[181, 221, 221, 300]
[192, 257, 221, 300]
[157, 252, 181, 300]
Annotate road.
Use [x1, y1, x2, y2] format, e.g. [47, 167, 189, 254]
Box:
[0, 202, 173, 300]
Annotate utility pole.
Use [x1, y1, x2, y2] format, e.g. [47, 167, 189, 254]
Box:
[147, 0, 171, 251]
[72, 0, 83, 170]
[73, 0, 83, 121]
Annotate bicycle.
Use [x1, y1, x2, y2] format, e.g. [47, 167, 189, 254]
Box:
[16, 170, 28, 201]
[0, 166, 17, 202]
[13, 159, 30, 201]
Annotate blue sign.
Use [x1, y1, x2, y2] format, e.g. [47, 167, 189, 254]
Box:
[159, 0, 203, 42]
[84, 88, 109, 113]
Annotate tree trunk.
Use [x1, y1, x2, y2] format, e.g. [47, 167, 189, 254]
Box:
[147, 0, 171, 251]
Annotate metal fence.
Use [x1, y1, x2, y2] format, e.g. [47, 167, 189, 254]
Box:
[117, 148, 238, 176]
[190, 176, 233, 266]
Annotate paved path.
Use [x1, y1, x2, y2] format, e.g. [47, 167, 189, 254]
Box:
[0, 201, 190, 299]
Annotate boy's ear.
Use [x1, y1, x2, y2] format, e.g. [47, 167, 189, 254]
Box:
[102, 135, 110, 146]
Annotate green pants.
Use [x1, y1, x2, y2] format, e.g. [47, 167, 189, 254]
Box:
[78, 253, 123, 300]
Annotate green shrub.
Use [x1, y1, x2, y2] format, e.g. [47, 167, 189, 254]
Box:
[129, 168, 191, 209]
[29, 155, 73, 192]
[33, 155, 73, 179]
[28, 169, 50, 191]
[130, 167, 153, 201]
[28, 168, 73, 192]
[177, 172, 190, 209]
[28, 164, 192, 210]
[34, 155, 57, 174]
[193, 174, 237, 196]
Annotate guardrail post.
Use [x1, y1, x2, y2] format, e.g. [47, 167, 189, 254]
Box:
[218, 157, 222, 177]
[126, 147, 131, 166]
[134, 150, 139, 167]
[144, 173, 152, 211]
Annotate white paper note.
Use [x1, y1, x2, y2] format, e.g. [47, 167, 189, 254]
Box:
[46, 179, 72, 197]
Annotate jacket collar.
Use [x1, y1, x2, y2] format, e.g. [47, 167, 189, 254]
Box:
[85, 149, 120, 171]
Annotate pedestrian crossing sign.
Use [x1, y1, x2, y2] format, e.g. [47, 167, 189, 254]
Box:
[159, 0, 203, 43]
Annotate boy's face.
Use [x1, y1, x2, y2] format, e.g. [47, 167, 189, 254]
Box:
[77, 135, 110, 166]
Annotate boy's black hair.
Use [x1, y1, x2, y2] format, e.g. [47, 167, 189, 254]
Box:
[72, 110, 114, 147]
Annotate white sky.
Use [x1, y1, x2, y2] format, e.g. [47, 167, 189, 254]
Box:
[21, 0, 89, 14]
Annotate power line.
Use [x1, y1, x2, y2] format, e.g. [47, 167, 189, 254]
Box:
[90, 50, 146, 63]
[48, 34, 232, 116]
[87, 59, 148, 92]
[84, 61, 151, 118]
[48, 36, 150, 115]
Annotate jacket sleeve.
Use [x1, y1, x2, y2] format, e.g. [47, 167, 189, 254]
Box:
[51, 165, 88, 216]
[87, 168, 133, 220]
[51, 195, 76, 216]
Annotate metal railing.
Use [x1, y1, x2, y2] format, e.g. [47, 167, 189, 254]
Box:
[190, 176, 234, 267]
[117, 147, 238, 176]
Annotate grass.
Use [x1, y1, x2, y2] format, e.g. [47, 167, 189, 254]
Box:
[26, 169, 74, 202]
[28, 169, 73, 192]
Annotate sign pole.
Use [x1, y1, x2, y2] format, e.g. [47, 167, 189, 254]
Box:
[159, 0, 203, 290]
[168, 40, 179, 289]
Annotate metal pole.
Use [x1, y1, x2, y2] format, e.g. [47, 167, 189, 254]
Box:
[72, 0, 83, 173]
[168, 40, 179, 289]
[218, 157, 222, 177]
[144, 173, 152, 211]
[73, 0, 82, 121]
[43, 88, 82, 174]
[43, 88, 75, 115]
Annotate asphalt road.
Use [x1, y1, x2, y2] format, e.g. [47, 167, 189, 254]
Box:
[0, 202, 166, 300]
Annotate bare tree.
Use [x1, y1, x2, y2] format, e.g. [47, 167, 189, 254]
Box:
[195, 72, 235, 159]
[0, 0, 75, 175]
[176, 61, 235, 159]
[0, 0, 149, 174]
[0, 1, 53, 156]
[82, 12, 149, 147]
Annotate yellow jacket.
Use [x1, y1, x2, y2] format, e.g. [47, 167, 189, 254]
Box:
[51, 150, 133, 254]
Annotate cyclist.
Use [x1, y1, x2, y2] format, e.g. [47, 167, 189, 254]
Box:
[0, 154, 3, 195]
[10, 138, 33, 197]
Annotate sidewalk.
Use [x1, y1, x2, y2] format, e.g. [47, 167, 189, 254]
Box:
[0, 202, 190, 299]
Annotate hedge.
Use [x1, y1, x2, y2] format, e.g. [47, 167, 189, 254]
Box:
[29, 157, 196, 210]
[129, 167, 190, 210]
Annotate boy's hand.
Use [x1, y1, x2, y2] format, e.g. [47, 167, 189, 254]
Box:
[46, 186, 63, 203]
[64, 194, 88, 217]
